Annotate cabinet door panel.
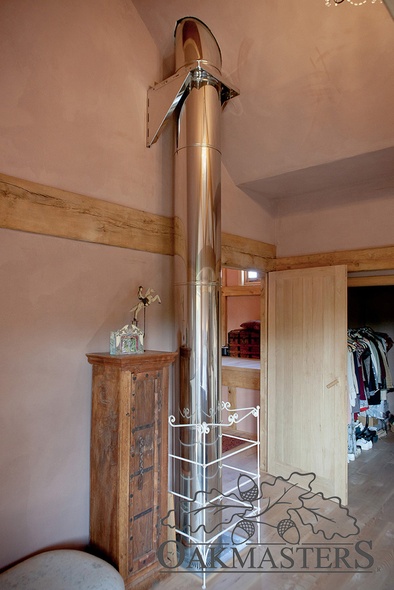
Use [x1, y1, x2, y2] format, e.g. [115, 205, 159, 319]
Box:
[129, 371, 163, 575]
[90, 364, 123, 566]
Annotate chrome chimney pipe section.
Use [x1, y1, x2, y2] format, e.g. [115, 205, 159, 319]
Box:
[174, 17, 223, 541]
[147, 17, 238, 544]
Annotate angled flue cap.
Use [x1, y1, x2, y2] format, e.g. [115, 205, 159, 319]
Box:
[174, 17, 222, 74]
[147, 17, 238, 147]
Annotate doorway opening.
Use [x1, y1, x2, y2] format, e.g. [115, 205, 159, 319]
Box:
[221, 267, 262, 489]
[347, 284, 394, 463]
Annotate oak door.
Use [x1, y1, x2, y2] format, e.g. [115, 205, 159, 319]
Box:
[267, 265, 348, 503]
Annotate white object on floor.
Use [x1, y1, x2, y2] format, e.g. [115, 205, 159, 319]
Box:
[0, 549, 125, 590]
[357, 438, 373, 450]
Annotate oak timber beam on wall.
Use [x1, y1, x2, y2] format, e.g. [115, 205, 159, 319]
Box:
[0, 172, 174, 256]
[222, 232, 276, 272]
[3, 172, 394, 274]
[222, 366, 260, 390]
[275, 246, 394, 273]
[0, 173, 276, 268]
[222, 285, 261, 297]
[348, 275, 394, 287]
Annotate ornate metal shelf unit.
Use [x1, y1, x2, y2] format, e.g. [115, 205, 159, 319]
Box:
[168, 402, 261, 589]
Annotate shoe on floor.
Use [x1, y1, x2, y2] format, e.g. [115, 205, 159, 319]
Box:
[356, 438, 372, 450]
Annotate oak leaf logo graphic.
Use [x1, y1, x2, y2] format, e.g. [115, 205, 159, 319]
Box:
[162, 471, 360, 544]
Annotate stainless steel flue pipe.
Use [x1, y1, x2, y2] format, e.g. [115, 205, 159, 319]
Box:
[147, 17, 238, 542]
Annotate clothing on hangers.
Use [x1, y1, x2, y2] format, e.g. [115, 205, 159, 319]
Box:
[347, 327, 393, 421]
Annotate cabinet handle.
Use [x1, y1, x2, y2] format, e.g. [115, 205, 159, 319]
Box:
[137, 436, 145, 490]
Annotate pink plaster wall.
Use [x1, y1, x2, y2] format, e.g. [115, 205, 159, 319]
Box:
[224, 270, 261, 337]
[227, 296, 260, 336]
[0, 0, 174, 570]
[221, 165, 275, 244]
[0, 230, 173, 569]
[276, 189, 394, 257]
[0, 0, 172, 216]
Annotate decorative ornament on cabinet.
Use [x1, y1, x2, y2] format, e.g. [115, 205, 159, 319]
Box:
[110, 285, 162, 355]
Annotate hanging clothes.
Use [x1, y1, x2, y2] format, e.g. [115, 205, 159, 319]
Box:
[347, 327, 393, 422]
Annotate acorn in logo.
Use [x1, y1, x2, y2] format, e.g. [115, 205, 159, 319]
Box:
[238, 474, 259, 502]
[231, 519, 256, 544]
[277, 518, 300, 544]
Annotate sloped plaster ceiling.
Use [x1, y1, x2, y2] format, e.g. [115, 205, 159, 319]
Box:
[133, 0, 394, 205]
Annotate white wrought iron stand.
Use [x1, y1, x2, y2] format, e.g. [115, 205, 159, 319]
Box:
[168, 401, 261, 589]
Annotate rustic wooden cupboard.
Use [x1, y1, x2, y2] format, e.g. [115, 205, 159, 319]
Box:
[87, 350, 177, 590]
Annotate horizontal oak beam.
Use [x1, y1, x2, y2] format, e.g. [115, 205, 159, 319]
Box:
[0, 173, 275, 268]
[348, 275, 394, 287]
[222, 232, 276, 271]
[0, 172, 174, 256]
[222, 285, 261, 297]
[222, 365, 260, 390]
[275, 246, 394, 273]
[3, 172, 394, 274]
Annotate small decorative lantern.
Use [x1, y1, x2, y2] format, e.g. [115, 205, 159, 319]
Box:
[110, 322, 144, 355]
[110, 286, 161, 355]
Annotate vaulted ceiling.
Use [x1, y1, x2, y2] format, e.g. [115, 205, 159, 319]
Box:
[133, 0, 394, 208]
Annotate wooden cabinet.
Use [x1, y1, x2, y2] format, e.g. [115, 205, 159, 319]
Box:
[86, 351, 177, 590]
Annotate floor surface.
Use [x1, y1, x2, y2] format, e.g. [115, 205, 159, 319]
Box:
[153, 431, 394, 590]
